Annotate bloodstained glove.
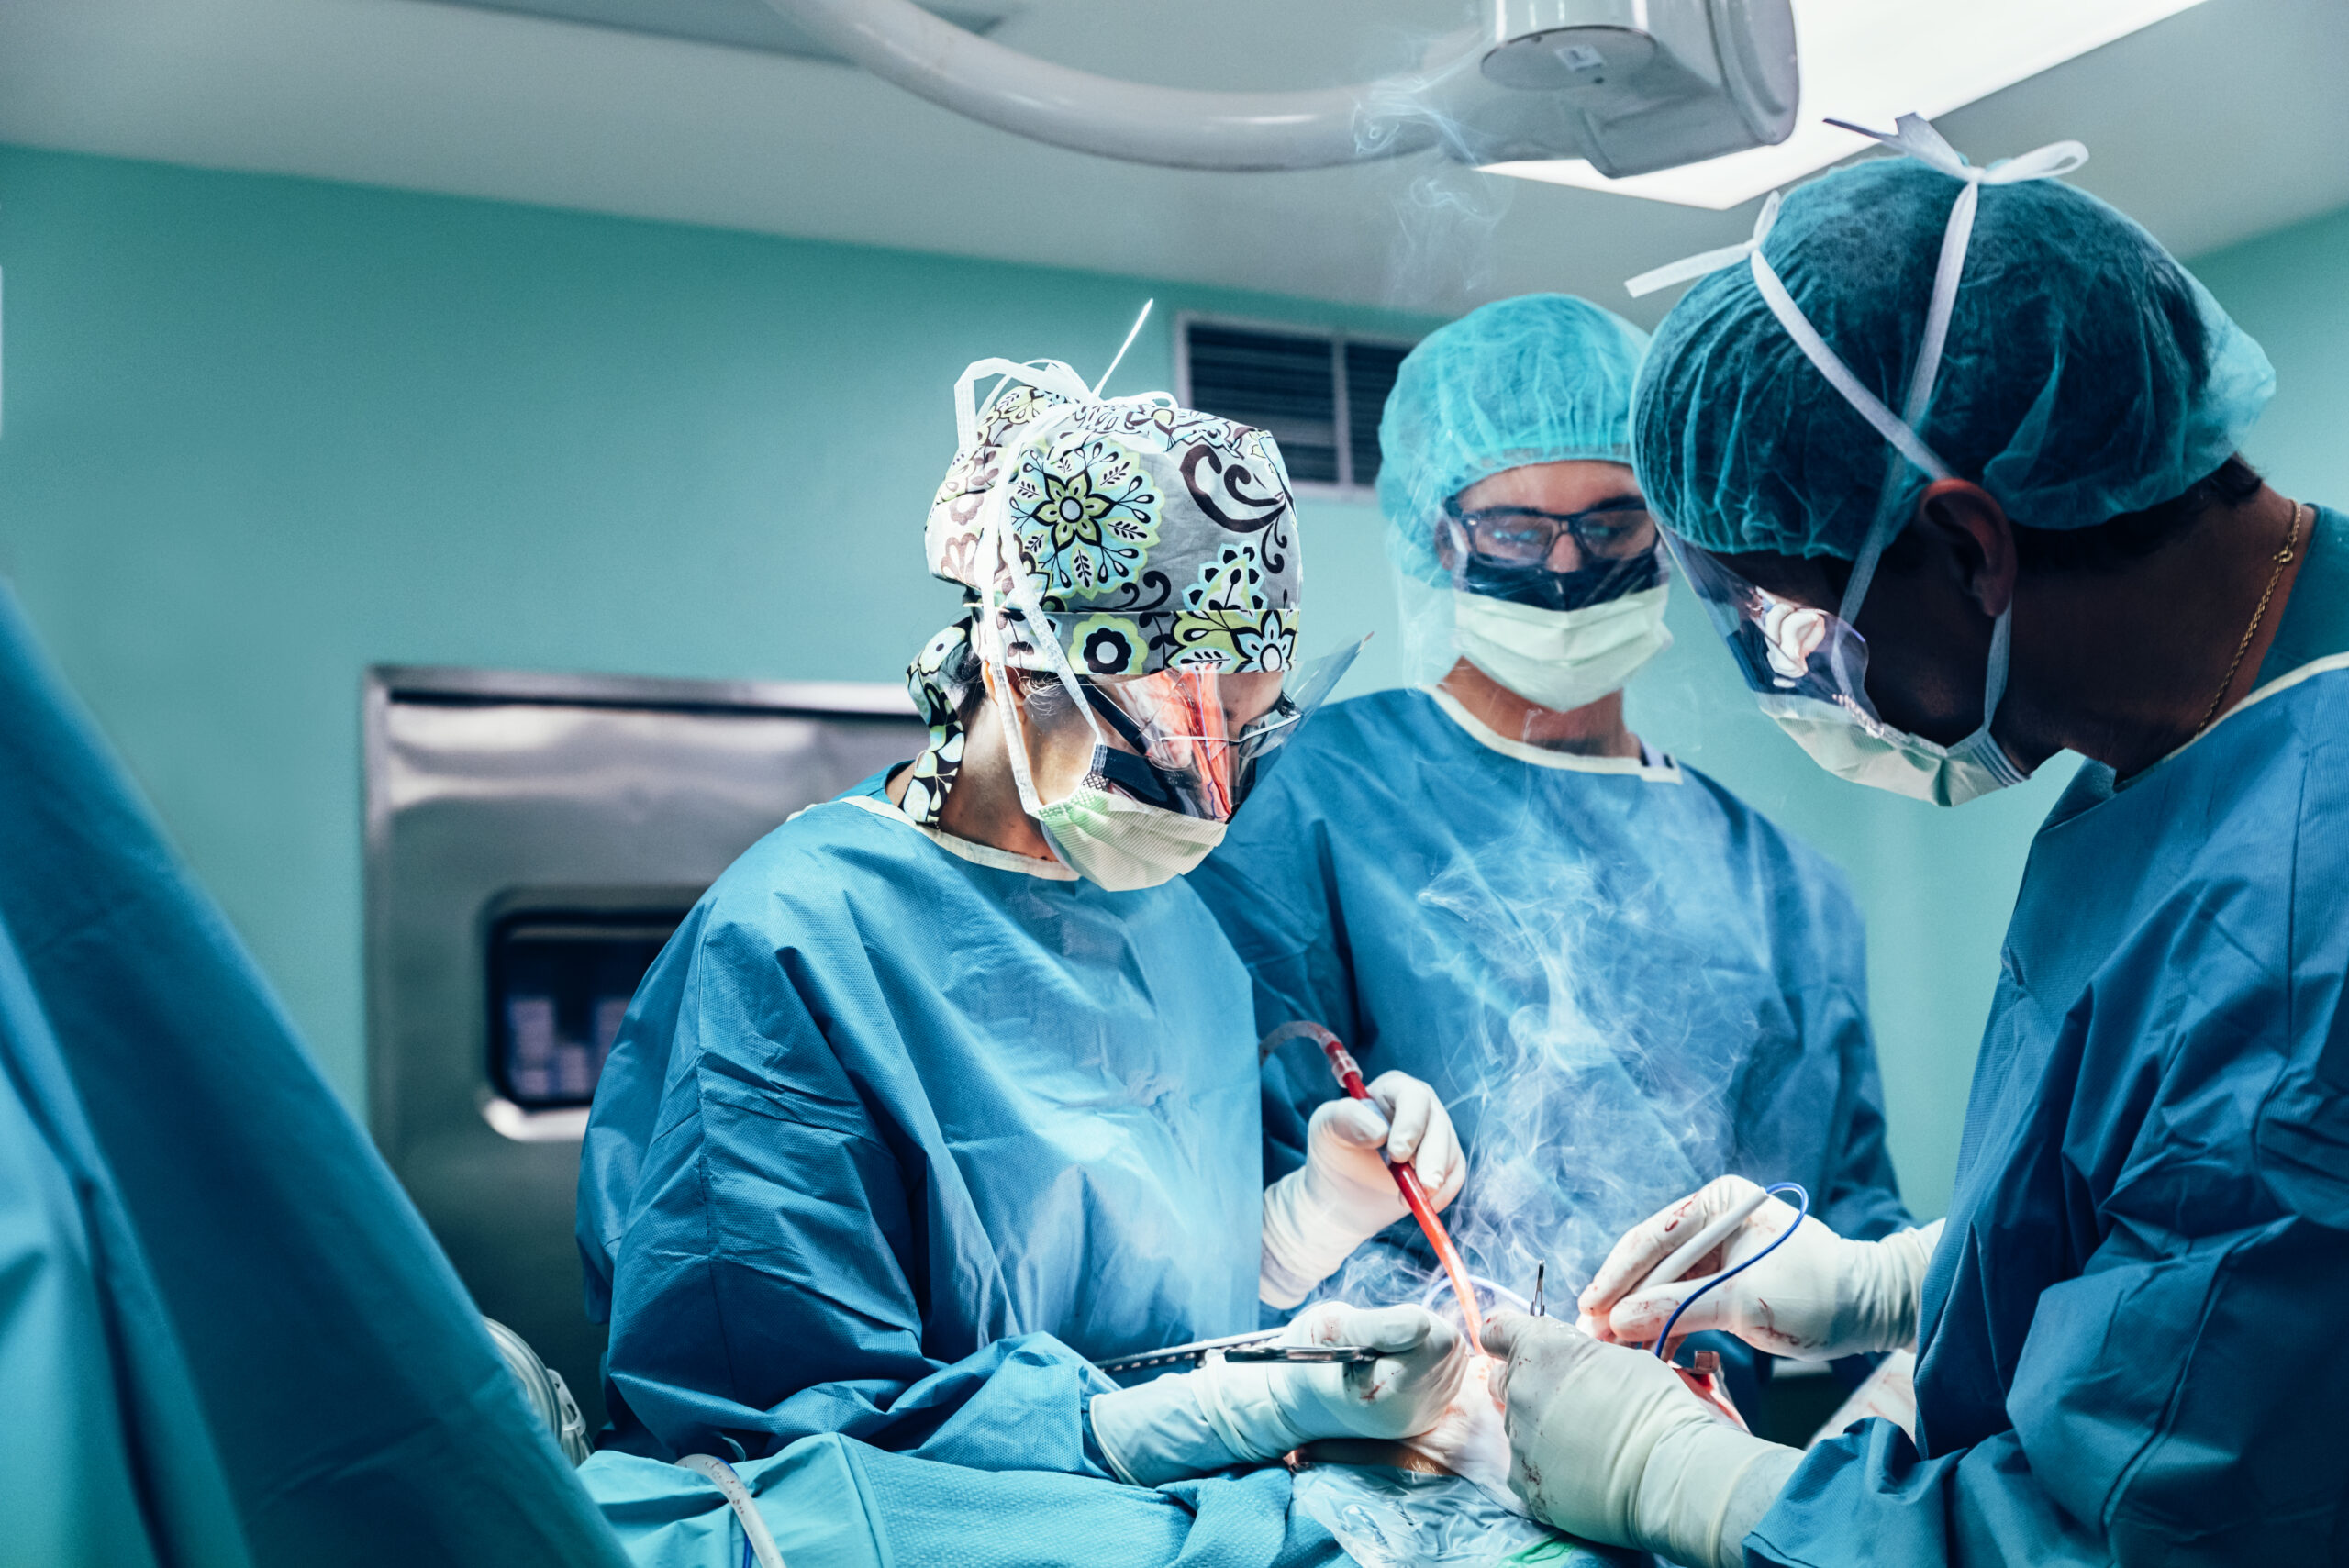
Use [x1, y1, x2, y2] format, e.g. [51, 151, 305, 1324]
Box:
[1483, 1310, 1802, 1568]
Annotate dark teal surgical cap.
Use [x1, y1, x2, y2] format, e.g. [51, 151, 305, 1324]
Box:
[1633, 155, 2275, 561]
[1381, 294, 1650, 584]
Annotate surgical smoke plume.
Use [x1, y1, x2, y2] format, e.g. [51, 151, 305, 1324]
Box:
[1288, 802, 1742, 1324]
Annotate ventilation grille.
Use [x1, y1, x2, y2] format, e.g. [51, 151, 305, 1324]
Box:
[1179, 317, 1417, 495]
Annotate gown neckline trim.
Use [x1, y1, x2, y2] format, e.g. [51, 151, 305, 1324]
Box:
[1421, 685, 1683, 781]
[836, 793, 1081, 879]
[2131, 649, 2349, 784]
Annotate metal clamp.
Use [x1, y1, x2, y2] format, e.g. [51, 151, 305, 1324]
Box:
[1093, 1329, 1286, 1376]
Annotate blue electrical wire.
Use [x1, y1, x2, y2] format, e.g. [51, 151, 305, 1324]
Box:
[1652, 1182, 1809, 1358]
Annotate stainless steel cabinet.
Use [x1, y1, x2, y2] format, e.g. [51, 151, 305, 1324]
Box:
[363, 665, 924, 1430]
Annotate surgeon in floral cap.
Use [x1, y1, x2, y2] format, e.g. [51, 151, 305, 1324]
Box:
[897, 365, 1308, 861]
[577, 355, 1474, 1548]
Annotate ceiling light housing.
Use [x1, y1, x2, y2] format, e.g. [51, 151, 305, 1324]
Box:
[1454, 0, 1799, 176]
[1486, 0, 2212, 207]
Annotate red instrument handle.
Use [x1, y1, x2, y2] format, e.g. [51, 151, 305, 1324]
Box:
[1311, 1029, 1485, 1351]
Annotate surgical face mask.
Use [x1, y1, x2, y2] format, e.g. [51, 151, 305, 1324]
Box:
[1011, 736, 1231, 891]
[1451, 579, 1673, 713]
[1637, 115, 2073, 806]
[1768, 620, 2026, 806]
[993, 666, 1234, 892]
[984, 623, 1360, 889]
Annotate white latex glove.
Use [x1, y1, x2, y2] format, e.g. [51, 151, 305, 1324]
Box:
[1090, 1303, 1468, 1487]
[1483, 1311, 1802, 1568]
[1577, 1176, 1943, 1362]
[1390, 1351, 1520, 1512]
[1259, 1071, 1466, 1307]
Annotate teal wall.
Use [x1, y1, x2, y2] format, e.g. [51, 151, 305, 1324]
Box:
[0, 141, 1426, 1102]
[12, 143, 2329, 1221]
[2194, 208, 2349, 512]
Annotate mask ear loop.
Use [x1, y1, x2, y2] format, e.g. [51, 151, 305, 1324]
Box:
[1744, 116, 2078, 721]
[1807, 174, 1972, 706]
[1833, 171, 1977, 627]
[1815, 117, 2076, 750]
[1816, 113, 2085, 624]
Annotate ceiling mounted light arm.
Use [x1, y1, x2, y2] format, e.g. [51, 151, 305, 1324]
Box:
[757, 0, 1458, 169]
[760, 0, 1799, 173]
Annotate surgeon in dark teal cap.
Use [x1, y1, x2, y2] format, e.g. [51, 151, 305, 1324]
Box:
[1189, 293, 1909, 1417]
[1484, 117, 2349, 1568]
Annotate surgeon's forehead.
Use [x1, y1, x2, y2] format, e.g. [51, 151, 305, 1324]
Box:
[1455, 460, 1639, 514]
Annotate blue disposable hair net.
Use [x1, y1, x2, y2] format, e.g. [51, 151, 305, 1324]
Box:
[1381, 295, 1651, 584]
[1633, 152, 2276, 561]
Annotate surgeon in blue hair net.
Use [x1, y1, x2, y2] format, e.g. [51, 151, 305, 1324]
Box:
[1190, 293, 1909, 1418]
[1480, 117, 2349, 1567]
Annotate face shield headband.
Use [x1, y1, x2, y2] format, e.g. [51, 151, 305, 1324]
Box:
[1629, 116, 2084, 781]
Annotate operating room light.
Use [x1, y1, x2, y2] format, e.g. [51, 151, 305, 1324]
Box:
[1484, 0, 2212, 208]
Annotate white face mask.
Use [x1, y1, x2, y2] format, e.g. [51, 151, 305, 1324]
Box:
[1450, 582, 1673, 713]
[1759, 612, 2029, 807]
[994, 674, 1229, 891]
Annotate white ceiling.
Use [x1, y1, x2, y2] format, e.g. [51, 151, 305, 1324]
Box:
[2, 0, 2344, 320]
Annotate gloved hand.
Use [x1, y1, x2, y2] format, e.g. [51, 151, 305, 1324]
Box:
[1260, 1071, 1466, 1307]
[1483, 1312, 1802, 1568]
[1576, 1176, 1943, 1361]
[1386, 1348, 1520, 1511]
[1090, 1303, 1468, 1487]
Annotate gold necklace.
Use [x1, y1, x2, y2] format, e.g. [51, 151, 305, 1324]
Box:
[2197, 498, 2307, 735]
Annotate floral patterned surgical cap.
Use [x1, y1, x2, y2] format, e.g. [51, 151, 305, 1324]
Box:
[900, 365, 1303, 826]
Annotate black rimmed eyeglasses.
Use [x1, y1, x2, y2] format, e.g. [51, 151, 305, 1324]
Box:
[1441, 495, 1657, 565]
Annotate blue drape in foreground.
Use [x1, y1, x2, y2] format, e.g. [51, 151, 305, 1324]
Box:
[584, 1339, 1350, 1568]
[0, 584, 627, 1568]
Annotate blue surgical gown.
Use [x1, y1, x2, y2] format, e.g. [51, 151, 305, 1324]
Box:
[576, 778, 1278, 1464]
[1188, 685, 1909, 1310]
[1750, 505, 2349, 1564]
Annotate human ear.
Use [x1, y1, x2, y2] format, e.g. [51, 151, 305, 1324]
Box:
[1914, 480, 2018, 619]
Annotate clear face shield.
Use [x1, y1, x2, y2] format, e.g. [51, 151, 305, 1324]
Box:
[1663, 534, 1888, 733]
[1010, 641, 1362, 824]
[1664, 524, 2027, 806]
[963, 385, 1347, 885]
